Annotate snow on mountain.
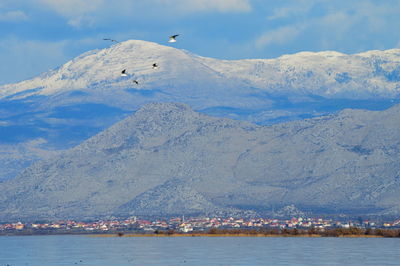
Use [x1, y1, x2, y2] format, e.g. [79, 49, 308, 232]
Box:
[1, 102, 400, 220]
[0, 40, 400, 180]
[2, 40, 400, 101]
[2, 40, 399, 128]
[0, 40, 254, 110]
[202, 48, 400, 98]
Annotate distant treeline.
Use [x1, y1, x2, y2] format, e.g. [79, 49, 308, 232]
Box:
[3, 227, 400, 238]
[198, 227, 400, 237]
[115, 227, 400, 238]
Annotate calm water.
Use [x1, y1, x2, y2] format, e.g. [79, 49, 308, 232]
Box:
[0, 236, 399, 265]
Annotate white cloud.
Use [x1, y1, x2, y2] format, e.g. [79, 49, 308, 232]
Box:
[267, 0, 315, 20]
[38, 0, 105, 27]
[156, 0, 252, 13]
[255, 25, 305, 49]
[38, 0, 104, 15]
[353, 1, 400, 31]
[34, 0, 251, 28]
[311, 1, 400, 49]
[256, 0, 400, 52]
[0, 10, 28, 22]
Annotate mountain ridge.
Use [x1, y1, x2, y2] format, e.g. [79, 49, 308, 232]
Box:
[1, 40, 400, 181]
[1, 102, 399, 221]
[2, 40, 400, 99]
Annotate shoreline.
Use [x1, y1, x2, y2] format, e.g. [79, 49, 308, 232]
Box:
[0, 233, 388, 238]
[1, 227, 398, 238]
[89, 233, 384, 238]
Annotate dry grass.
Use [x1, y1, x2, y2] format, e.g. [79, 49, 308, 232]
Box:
[89, 233, 386, 238]
[88, 227, 400, 238]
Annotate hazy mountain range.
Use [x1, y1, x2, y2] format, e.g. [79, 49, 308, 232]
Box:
[0, 102, 399, 221]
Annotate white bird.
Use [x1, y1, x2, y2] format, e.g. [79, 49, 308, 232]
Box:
[168, 34, 179, 43]
[152, 63, 159, 69]
[121, 69, 128, 77]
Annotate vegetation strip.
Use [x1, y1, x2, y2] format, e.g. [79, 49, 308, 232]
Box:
[90, 228, 400, 238]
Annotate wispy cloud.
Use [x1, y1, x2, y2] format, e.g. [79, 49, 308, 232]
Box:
[256, 0, 400, 52]
[157, 0, 252, 13]
[267, 0, 315, 20]
[33, 0, 251, 28]
[37, 0, 105, 27]
[0, 10, 28, 22]
[255, 25, 305, 49]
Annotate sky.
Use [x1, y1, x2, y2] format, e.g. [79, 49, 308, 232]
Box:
[0, 0, 400, 85]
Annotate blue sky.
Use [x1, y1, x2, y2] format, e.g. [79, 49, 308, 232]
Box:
[1, 0, 400, 85]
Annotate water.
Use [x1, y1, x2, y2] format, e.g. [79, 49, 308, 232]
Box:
[0, 236, 399, 265]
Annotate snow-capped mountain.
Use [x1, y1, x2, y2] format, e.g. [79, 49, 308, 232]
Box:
[204, 49, 400, 98]
[1, 40, 400, 180]
[3, 40, 400, 101]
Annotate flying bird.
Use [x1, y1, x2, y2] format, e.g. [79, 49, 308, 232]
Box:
[168, 34, 179, 43]
[121, 69, 128, 77]
[103, 38, 118, 43]
[133, 80, 139, 85]
[152, 63, 159, 69]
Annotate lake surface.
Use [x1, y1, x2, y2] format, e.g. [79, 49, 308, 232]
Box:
[0, 236, 399, 265]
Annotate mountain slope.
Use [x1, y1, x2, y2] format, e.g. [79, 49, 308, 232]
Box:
[0, 102, 399, 221]
[1, 40, 400, 181]
[3, 42, 400, 100]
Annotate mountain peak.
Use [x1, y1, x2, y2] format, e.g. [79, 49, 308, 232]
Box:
[0, 39, 186, 98]
[107, 39, 178, 54]
[2, 40, 400, 101]
[115, 39, 170, 47]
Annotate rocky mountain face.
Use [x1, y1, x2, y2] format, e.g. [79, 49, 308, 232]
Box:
[1, 40, 400, 180]
[1, 102, 399, 221]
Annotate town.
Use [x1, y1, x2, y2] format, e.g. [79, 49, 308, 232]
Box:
[1, 216, 400, 236]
